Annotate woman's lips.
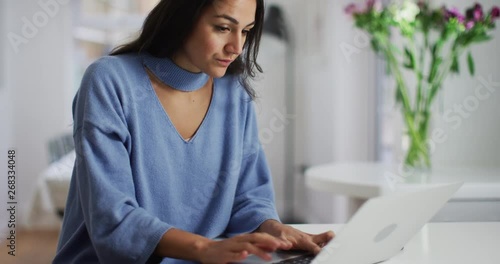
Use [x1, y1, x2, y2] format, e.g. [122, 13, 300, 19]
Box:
[216, 59, 233, 67]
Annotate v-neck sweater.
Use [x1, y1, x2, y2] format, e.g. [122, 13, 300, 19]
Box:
[54, 53, 280, 264]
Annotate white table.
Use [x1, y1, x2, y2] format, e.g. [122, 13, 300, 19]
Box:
[305, 162, 500, 221]
[293, 223, 500, 264]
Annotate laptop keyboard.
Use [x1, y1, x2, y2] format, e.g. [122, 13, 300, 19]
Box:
[276, 254, 315, 264]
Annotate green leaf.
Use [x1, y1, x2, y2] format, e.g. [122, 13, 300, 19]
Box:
[403, 47, 415, 69]
[471, 34, 492, 44]
[450, 54, 459, 74]
[467, 51, 475, 76]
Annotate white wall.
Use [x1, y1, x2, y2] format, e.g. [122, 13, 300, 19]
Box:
[260, 0, 378, 223]
[3, 0, 74, 228]
[301, 0, 378, 223]
[254, 36, 287, 218]
[256, 0, 302, 222]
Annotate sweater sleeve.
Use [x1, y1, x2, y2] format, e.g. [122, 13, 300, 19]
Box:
[225, 101, 281, 236]
[73, 60, 171, 263]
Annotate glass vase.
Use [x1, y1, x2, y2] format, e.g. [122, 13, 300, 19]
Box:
[400, 111, 432, 183]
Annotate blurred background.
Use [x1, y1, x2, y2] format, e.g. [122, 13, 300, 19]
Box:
[0, 0, 499, 262]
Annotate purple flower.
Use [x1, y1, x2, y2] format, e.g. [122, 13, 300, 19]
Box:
[491, 6, 500, 19]
[366, 0, 375, 9]
[465, 21, 475, 30]
[345, 3, 359, 15]
[465, 4, 483, 21]
[473, 5, 484, 21]
[365, 0, 382, 12]
[445, 7, 465, 23]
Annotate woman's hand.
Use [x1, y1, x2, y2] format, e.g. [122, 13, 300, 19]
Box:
[256, 220, 335, 255]
[197, 232, 289, 264]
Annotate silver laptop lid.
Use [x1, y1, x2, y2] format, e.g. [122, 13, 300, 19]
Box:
[312, 182, 464, 264]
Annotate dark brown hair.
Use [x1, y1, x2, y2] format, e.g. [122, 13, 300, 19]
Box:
[110, 0, 265, 99]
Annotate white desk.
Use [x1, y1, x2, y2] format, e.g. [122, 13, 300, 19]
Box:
[305, 162, 500, 221]
[292, 223, 500, 264]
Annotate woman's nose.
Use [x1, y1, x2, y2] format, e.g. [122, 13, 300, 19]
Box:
[226, 34, 244, 56]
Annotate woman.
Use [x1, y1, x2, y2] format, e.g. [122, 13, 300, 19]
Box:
[54, 0, 333, 263]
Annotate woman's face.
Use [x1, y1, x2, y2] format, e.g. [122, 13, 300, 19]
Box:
[173, 0, 257, 78]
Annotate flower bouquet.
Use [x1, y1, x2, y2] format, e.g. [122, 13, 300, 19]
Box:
[345, 0, 499, 170]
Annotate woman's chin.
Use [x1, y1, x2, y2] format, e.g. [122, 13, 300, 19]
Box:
[207, 69, 228, 78]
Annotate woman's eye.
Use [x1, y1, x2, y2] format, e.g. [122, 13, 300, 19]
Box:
[216, 26, 230, 32]
[242, 30, 250, 35]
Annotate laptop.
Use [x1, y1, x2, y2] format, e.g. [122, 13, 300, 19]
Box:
[237, 182, 463, 264]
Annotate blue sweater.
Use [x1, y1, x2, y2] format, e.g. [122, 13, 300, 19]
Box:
[53, 52, 280, 264]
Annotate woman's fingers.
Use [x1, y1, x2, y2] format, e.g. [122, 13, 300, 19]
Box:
[311, 231, 335, 246]
[210, 229, 336, 263]
[281, 230, 335, 255]
[222, 250, 248, 263]
[238, 242, 275, 261]
[229, 233, 285, 261]
[254, 222, 336, 257]
[298, 238, 322, 255]
[298, 231, 334, 254]
[274, 234, 292, 250]
[240, 233, 286, 250]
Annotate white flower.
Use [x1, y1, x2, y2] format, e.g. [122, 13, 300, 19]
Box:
[390, 0, 420, 23]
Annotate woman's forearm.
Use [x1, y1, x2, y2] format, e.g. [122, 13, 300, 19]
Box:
[153, 228, 212, 261]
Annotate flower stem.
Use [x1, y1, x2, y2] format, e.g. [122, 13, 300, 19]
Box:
[377, 32, 432, 168]
[416, 32, 430, 126]
[383, 44, 430, 167]
[409, 36, 425, 131]
[427, 45, 464, 109]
